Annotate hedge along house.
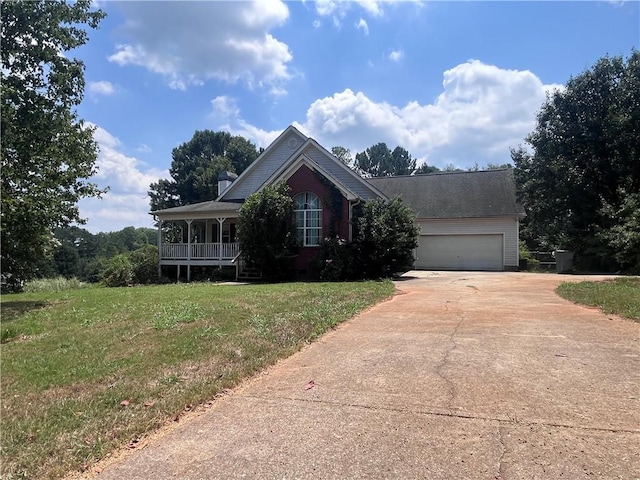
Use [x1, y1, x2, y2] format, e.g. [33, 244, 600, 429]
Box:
[151, 125, 525, 280]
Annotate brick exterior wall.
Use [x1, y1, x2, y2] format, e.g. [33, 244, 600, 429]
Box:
[286, 164, 350, 274]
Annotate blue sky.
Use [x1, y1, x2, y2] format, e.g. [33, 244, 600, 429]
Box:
[74, 0, 639, 233]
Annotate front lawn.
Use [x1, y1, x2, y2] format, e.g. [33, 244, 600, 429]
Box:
[0, 281, 393, 479]
[556, 277, 640, 321]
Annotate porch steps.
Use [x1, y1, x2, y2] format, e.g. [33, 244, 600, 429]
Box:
[237, 267, 262, 280]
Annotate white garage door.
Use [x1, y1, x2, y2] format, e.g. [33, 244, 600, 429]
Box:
[416, 234, 504, 271]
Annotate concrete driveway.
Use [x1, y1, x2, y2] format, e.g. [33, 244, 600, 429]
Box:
[85, 272, 639, 479]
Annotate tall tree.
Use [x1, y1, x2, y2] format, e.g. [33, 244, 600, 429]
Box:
[414, 163, 441, 175]
[355, 143, 416, 177]
[1, 0, 106, 290]
[149, 130, 258, 211]
[331, 146, 352, 166]
[513, 49, 640, 271]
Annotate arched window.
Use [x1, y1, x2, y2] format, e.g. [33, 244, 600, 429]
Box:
[294, 192, 322, 246]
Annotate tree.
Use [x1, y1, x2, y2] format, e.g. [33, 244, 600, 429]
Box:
[331, 146, 352, 166]
[355, 143, 417, 177]
[236, 183, 298, 281]
[1, 0, 106, 291]
[149, 130, 259, 211]
[415, 163, 441, 174]
[354, 197, 419, 278]
[513, 50, 640, 271]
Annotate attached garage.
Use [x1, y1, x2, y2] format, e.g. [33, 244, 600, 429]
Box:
[416, 234, 504, 271]
[368, 169, 526, 272]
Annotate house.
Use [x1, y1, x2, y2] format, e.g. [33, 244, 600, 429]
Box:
[150, 125, 525, 280]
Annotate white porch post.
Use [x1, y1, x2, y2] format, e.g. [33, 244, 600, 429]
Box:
[186, 219, 192, 282]
[217, 217, 226, 262]
[157, 219, 162, 279]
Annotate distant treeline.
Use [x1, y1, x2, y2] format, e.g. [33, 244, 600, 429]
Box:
[41, 226, 157, 282]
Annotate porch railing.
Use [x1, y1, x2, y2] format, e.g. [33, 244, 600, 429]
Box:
[160, 242, 240, 260]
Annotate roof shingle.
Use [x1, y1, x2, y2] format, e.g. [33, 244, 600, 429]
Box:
[368, 169, 525, 219]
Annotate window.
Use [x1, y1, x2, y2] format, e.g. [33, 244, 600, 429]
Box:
[294, 192, 322, 246]
[212, 222, 237, 243]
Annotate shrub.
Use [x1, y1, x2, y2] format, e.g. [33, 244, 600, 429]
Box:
[237, 183, 298, 281]
[519, 240, 540, 271]
[130, 244, 158, 284]
[101, 254, 133, 287]
[353, 197, 419, 278]
[313, 236, 355, 281]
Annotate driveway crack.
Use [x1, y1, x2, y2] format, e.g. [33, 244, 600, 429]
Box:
[495, 424, 506, 480]
[433, 305, 464, 407]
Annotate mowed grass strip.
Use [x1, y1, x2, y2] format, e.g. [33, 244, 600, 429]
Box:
[1, 281, 393, 479]
[556, 277, 640, 321]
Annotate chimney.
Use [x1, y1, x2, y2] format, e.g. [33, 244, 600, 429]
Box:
[217, 171, 238, 196]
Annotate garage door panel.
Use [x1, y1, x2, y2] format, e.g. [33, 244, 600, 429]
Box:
[416, 234, 503, 271]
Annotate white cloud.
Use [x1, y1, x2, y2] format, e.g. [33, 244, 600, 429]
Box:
[388, 49, 404, 62]
[206, 60, 558, 169]
[356, 18, 369, 35]
[289, 60, 562, 169]
[211, 96, 241, 120]
[312, 19, 322, 29]
[316, 0, 384, 17]
[136, 144, 152, 154]
[87, 80, 115, 97]
[108, 1, 292, 92]
[79, 125, 169, 233]
[208, 97, 282, 148]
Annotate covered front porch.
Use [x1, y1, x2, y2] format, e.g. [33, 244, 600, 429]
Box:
[152, 200, 243, 281]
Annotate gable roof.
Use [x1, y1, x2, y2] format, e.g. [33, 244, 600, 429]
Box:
[218, 125, 385, 202]
[368, 169, 525, 219]
[262, 137, 387, 201]
[217, 125, 307, 201]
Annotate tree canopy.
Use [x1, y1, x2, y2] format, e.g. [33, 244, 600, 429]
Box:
[513, 49, 640, 271]
[149, 130, 259, 211]
[355, 143, 417, 177]
[1, 0, 106, 291]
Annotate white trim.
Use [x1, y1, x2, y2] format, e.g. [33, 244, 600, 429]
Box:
[294, 192, 322, 246]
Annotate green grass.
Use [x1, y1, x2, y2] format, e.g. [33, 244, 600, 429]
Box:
[0, 281, 394, 479]
[556, 277, 640, 321]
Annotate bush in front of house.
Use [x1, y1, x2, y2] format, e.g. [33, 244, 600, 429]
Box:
[237, 183, 298, 281]
[313, 197, 419, 281]
[352, 197, 419, 279]
[313, 236, 357, 281]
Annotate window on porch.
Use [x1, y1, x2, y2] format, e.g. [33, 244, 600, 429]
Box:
[212, 222, 237, 244]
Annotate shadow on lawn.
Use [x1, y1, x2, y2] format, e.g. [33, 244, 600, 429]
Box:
[1, 300, 49, 322]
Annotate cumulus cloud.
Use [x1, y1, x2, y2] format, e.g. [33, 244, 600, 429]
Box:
[388, 49, 404, 62]
[316, 0, 384, 17]
[78, 125, 169, 233]
[290, 60, 562, 168]
[108, 1, 292, 92]
[356, 18, 369, 35]
[87, 80, 115, 97]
